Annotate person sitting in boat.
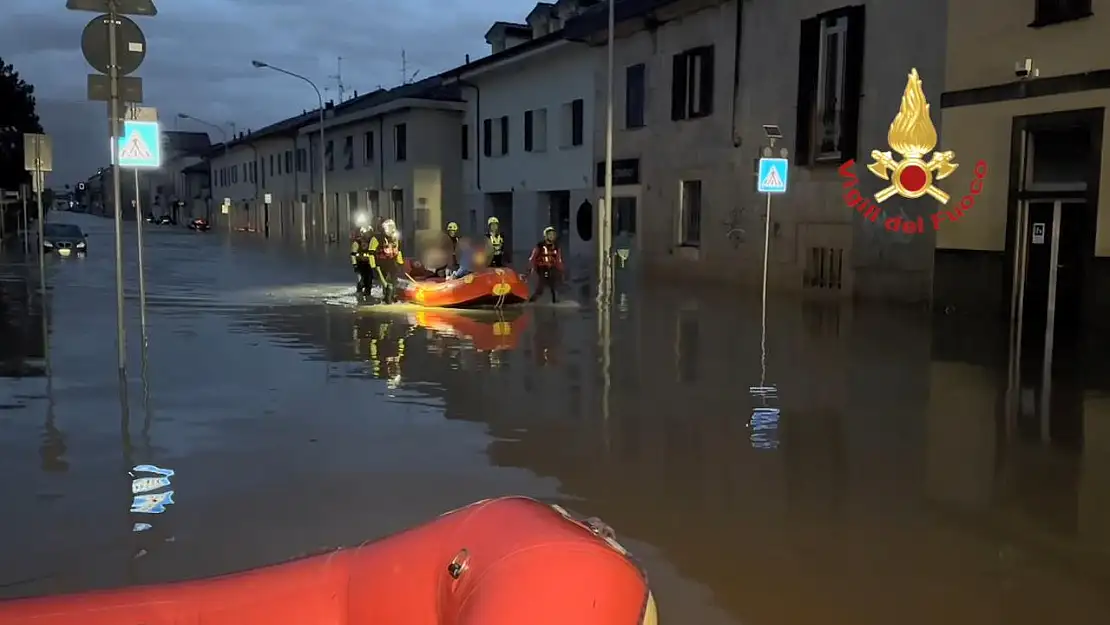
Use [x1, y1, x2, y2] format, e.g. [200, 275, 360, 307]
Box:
[527, 226, 564, 303]
[446, 238, 487, 280]
[350, 224, 376, 297]
[443, 221, 461, 273]
[368, 219, 403, 303]
[485, 216, 505, 267]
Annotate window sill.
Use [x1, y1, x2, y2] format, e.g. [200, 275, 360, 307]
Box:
[624, 124, 646, 132]
[1028, 11, 1093, 28]
[811, 152, 845, 166]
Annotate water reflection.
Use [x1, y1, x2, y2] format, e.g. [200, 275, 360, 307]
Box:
[0, 257, 47, 377]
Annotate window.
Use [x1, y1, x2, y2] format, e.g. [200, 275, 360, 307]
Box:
[296, 148, 306, 172]
[671, 47, 714, 120]
[1032, 0, 1092, 27]
[679, 180, 702, 246]
[576, 200, 593, 241]
[625, 63, 646, 128]
[482, 118, 493, 157]
[364, 131, 374, 162]
[366, 190, 379, 217]
[269, 154, 274, 177]
[325, 140, 334, 170]
[524, 109, 548, 152]
[241, 163, 246, 181]
[258, 159, 264, 186]
[614, 197, 637, 235]
[795, 7, 864, 165]
[284, 150, 292, 174]
[415, 197, 430, 229]
[499, 115, 509, 155]
[343, 135, 354, 169]
[571, 99, 583, 146]
[461, 124, 469, 159]
[394, 123, 407, 161]
[524, 110, 534, 151]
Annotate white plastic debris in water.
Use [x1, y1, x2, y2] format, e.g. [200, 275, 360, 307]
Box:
[132, 523, 152, 532]
[131, 476, 171, 494]
[131, 464, 174, 477]
[131, 491, 175, 514]
[370, 285, 384, 300]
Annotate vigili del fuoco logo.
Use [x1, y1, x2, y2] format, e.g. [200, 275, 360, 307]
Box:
[838, 69, 987, 235]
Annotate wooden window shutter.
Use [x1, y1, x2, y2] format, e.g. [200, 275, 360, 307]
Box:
[794, 17, 820, 165]
[839, 6, 866, 163]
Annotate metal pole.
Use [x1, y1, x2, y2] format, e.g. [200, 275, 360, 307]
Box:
[600, 0, 615, 305]
[21, 185, 29, 255]
[761, 191, 772, 335]
[108, 3, 127, 374]
[35, 164, 48, 375]
[300, 201, 306, 242]
[134, 168, 148, 347]
[318, 98, 328, 244]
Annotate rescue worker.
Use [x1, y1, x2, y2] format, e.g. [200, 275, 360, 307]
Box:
[431, 221, 462, 277]
[350, 224, 376, 297]
[527, 226, 564, 303]
[368, 219, 403, 303]
[445, 221, 461, 269]
[485, 216, 505, 267]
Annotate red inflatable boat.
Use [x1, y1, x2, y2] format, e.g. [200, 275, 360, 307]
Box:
[0, 497, 656, 625]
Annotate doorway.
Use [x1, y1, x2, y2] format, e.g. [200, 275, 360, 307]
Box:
[546, 191, 570, 242]
[1005, 109, 1101, 448]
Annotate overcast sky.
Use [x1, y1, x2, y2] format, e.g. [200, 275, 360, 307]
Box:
[1, 0, 539, 185]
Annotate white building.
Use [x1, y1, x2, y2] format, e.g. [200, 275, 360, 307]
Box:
[446, 1, 601, 261]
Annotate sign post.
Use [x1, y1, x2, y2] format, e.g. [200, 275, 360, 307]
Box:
[70, 0, 158, 376]
[222, 198, 231, 235]
[23, 135, 51, 321]
[752, 125, 789, 417]
[117, 107, 160, 350]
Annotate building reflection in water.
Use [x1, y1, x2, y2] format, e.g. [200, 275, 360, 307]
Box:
[0, 258, 48, 377]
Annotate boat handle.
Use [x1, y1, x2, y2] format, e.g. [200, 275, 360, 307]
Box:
[447, 548, 470, 579]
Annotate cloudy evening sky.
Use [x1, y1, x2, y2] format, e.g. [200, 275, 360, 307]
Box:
[1, 0, 539, 185]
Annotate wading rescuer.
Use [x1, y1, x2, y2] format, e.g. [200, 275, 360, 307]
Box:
[350, 223, 376, 297]
[368, 219, 403, 303]
[527, 227, 564, 303]
[485, 217, 505, 267]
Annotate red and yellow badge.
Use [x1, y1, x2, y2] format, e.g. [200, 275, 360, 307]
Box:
[839, 68, 987, 234]
[867, 68, 957, 203]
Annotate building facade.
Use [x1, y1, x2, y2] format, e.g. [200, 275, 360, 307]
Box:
[448, 2, 600, 261]
[570, 0, 947, 300]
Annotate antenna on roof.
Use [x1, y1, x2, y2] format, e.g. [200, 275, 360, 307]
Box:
[328, 56, 345, 101]
[401, 50, 420, 85]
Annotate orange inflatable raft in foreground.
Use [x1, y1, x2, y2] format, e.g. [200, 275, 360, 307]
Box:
[409, 308, 531, 351]
[0, 497, 656, 625]
[399, 268, 530, 308]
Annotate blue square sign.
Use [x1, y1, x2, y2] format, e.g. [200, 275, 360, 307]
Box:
[757, 158, 788, 194]
[117, 120, 161, 168]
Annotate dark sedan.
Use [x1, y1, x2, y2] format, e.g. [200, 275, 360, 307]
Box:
[42, 223, 87, 256]
[188, 217, 211, 231]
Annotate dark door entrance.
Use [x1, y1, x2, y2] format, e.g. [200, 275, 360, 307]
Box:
[1012, 200, 1085, 445]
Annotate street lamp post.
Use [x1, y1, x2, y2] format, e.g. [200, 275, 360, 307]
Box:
[177, 113, 228, 225]
[599, 0, 615, 306]
[251, 60, 328, 243]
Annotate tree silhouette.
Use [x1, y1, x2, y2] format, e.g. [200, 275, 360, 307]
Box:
[1, 57, 43, 234]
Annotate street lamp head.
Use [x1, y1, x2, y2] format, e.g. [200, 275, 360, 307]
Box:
[251, 60, 267, 68]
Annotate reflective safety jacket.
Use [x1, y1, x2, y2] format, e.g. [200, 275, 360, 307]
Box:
[368, 236, 404, 269]
[487, 233, 504, 257]
[350, 238, 374, 265]
[529, 241, 563, 272]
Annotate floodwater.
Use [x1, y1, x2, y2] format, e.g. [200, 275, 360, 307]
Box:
[1, 213, 1108, 624]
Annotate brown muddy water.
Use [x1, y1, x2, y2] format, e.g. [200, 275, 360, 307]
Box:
[0, 214, 1108, 624]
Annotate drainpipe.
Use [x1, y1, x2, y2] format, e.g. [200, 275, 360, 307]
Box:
[378, 117, 385, 214]
[729, 0, 744, 147]
[456, 77, 481, 190]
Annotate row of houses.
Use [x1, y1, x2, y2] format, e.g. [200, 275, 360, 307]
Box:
[157, 0, 1107, 314]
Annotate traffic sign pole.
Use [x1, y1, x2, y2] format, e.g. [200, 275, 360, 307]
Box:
[108, 12, 128, 376]
[133, 167, 148, 349]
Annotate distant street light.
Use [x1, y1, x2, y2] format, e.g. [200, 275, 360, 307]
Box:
[251, 60, 329, 241]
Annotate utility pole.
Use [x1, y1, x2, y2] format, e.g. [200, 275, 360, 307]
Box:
[401, 50, 407, 84]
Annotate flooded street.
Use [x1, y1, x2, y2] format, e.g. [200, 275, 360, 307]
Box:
[1, 213, 1109, 624]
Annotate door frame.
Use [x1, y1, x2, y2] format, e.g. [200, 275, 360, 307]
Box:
[1003, 108, 1103, 321]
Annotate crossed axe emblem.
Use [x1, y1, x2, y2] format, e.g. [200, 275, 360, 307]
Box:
[867, 149, 958, 204]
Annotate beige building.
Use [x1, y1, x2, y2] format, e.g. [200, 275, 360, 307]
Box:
[205, 82, 464, 253]
[572, 0, 948, 300]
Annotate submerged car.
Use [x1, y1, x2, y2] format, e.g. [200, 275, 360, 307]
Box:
[188, 217, 210, 231]
[42, 223, 87, 256]
[152, 214, 175, 225]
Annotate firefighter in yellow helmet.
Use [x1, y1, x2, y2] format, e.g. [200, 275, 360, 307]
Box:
[485, 216, 505, 267]
[350, 222, 376, 297]
[367, 219, 403, 303]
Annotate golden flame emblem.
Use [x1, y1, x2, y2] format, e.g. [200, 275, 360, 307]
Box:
[867, 69, 957, 204]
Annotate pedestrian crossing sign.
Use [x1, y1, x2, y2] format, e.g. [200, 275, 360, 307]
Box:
[757, 157, 788, 194]
[117, 120, 161, 168]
